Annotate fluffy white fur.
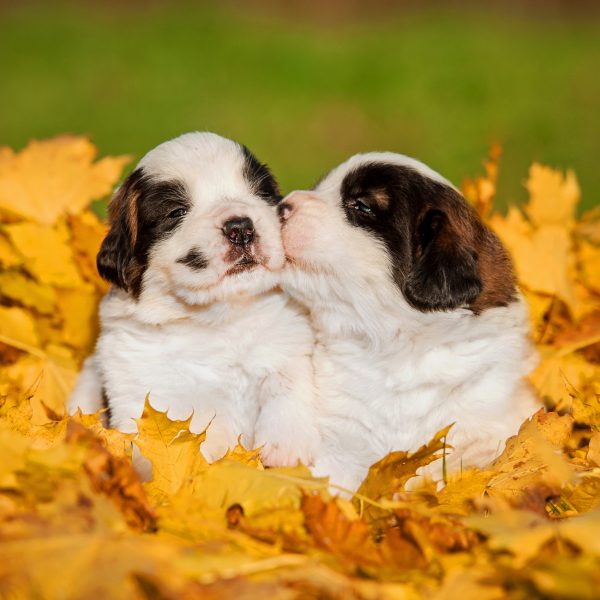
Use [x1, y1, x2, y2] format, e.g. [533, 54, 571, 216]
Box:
[68, 132, 318, 465]
[280, 152, 539, 492]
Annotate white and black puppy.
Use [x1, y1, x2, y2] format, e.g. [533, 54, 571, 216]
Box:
[280, 152, 538, 491]
[68, 132, 318, 465]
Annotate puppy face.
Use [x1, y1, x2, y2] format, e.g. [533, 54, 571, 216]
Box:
[281, 153, 516, 315]
[97, 132, 284, 305]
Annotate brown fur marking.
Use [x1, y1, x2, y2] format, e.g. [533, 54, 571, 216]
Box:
[443, 193, 516, 314]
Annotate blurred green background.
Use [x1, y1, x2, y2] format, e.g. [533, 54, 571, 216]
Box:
[0, 0, 598, 210]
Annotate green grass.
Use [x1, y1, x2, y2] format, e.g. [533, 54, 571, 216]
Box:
[0, 3, 598, 210]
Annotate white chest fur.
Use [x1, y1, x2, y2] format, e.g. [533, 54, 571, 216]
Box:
[87, 289, 315, 463]
[309, 297, 538, 491]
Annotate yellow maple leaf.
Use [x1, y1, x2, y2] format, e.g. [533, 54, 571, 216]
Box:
[530, 349, 599, 424]
[0, 233, 21, 267]
[521, 289, 556, 342]
[71, 410, 135, 459]
[0, 386, 33, 432]
[356, 425, 452, 503]
[156, 461, 326, 547]
[189, 462, 322, 516]
[0, 270, 56, 314]
[588, 434, 600, 467]
[578, 240, 600, 294]
[0, 305, 40, 348]
[467, 508, 600, 570]
[4, 221, 83, 288]
[461, 143, 501, 219]
[435, 469, 496, 516]
[0, 136, 129, 226]
[68, 211, 109, 290]
[525, 164, 580, 228]
[2, 349, 78, 420]
[466, 510, 556, 566]
[490, 208, 577, 308]
[55, 285, 99, 353]
[0, 423, 30, 488]
[0, 394, 67, 451]
[566, 471, 600, 514]
[24, 346, 79, 418]
[214, 440, 264, 468]
[486, 411, 575, 509]
[134, 400, 208, 498]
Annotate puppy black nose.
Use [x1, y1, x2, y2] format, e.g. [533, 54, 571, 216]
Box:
[278, 202, 293, 221]
[222, 217, 254, 246]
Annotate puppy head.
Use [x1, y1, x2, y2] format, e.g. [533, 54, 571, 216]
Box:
[97, 132, 284, 305]
[280, 152, 516, 316]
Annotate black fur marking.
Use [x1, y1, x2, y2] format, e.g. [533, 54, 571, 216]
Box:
[340, 163, 512, 313]
[101, 386, 112, 425]
[177, 247, 209, 271]
[241, 145, 281, 205]
[97, 167, 190, 298]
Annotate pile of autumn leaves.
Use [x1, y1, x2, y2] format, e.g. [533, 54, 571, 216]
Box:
[0, 139, 599, 600]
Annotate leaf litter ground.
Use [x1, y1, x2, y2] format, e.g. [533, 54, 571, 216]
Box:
[1, 139, 599, 599]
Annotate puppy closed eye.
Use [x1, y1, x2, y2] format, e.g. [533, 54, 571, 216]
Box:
[348, 199, 375, 216]
[167, 207, 187, 219]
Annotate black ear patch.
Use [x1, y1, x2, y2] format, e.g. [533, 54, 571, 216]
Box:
[339, 162, 516, 314]
[97, 168, 189, 297]
[241, 145, 281, 205]
[403, 207, 482, 312]
[97, 168, 144, 293]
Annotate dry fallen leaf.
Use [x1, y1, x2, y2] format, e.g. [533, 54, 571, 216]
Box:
[356, 424, 451, 503]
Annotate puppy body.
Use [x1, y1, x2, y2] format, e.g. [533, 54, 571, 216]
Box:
[281, 153, 538, 491]
[84, 286, 314, 463]
[69, 132, 318, 465]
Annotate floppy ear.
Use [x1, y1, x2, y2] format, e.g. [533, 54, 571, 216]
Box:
[403, 207, 482, 311]
[97, 169, 142, 291]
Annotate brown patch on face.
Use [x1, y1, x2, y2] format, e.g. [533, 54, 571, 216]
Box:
[414, 189, 517, 314]
[98, 169, 146, 293]
[126, 188, 139, 248]
[470, 223, 517, 314]
[104, 169, 143, 252]
[369, 188, 391, 210]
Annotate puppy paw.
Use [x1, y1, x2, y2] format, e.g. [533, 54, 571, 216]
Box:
[256, 425, 319, 468]
[259, 441, 313, 468]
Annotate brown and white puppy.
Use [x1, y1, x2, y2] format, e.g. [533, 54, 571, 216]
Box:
[68, 132, 319, 466]
[280, 152, 538, 491]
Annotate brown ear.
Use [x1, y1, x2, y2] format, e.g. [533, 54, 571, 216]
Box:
[403, 206, 482, 312]
[96, 169, 143, 291]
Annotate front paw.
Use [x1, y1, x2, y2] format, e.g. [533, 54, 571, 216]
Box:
[259, 442, 310, 468]
[257, 428, 318, 468]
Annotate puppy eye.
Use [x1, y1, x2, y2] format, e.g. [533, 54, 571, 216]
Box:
[167, 207, 187, 219]
[350, 200, 374, 215]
